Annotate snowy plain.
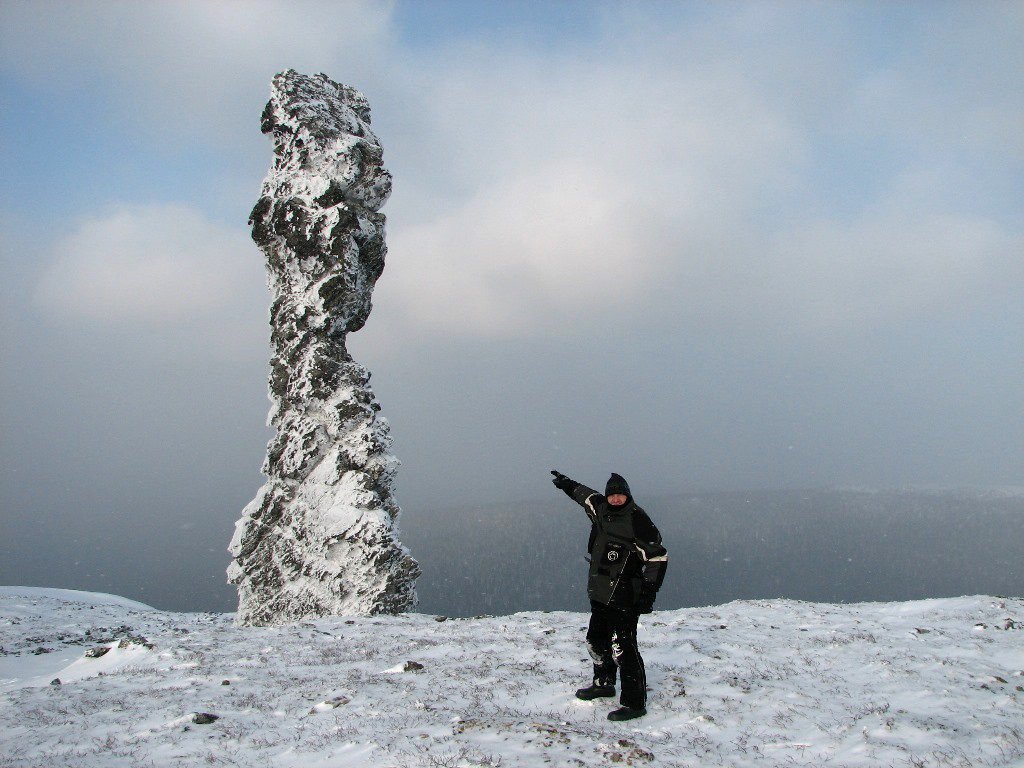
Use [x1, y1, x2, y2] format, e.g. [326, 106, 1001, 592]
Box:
[1, 587, 1021, 767]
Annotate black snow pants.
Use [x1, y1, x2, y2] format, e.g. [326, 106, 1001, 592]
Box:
[586, 600, 646, 709]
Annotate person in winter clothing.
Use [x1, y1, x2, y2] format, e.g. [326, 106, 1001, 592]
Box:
[550, 470, 668, 721]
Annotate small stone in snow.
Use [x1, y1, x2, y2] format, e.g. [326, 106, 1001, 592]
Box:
[85, 646, 110, 658]
[434, 616, 448, 622]
[311, 695, 350, 711]
[404, 661, 425, 672]
[221, 680, 231, 685]
[50, 678, 61, 686]
[192, 712, 220, 725]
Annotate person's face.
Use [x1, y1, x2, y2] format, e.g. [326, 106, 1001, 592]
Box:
[607, 494, 628, 507]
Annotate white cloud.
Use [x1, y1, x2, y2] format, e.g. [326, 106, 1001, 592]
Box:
[375, 36, 806, 337]
[9, 2, 1023, 348]
[0, 0, 394, 143]
[373, 7, 1022, 342]
[385, 163, 663, 335]
[34, 203, 261, 328]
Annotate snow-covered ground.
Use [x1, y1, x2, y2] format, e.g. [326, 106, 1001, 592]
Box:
[1, 587, 1021, 767]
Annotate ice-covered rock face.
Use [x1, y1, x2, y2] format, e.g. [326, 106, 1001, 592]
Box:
[228, 70, 419, 626]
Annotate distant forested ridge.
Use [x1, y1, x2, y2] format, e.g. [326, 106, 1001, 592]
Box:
[400, 489, 1024, 617]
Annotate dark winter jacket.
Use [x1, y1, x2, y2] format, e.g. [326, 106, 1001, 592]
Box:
[559, 479, 668, 612]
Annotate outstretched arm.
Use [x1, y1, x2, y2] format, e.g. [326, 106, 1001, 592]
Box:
[550, 470, 603, 522]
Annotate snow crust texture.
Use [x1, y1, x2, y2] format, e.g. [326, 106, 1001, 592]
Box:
[228, 70, 419, 626]
[2, 588, 1023, 767]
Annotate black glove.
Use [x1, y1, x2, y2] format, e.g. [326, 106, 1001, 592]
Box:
[550, 470, 575, 494]
[635, 588, 656, 615]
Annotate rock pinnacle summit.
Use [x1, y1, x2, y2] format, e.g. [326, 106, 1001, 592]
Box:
[228, 70, 419, 626]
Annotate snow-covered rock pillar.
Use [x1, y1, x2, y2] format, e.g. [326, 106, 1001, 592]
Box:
[228, 70, 419, 626]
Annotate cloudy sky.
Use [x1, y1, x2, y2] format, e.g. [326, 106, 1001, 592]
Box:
[1, 1, 1021, 605]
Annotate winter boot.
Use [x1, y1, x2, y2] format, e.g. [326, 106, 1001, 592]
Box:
[607, 706, 646, 721]
[575, 683, 616, 701]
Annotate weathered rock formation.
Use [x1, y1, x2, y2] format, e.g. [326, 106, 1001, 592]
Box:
[228, 70, 419, 626]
